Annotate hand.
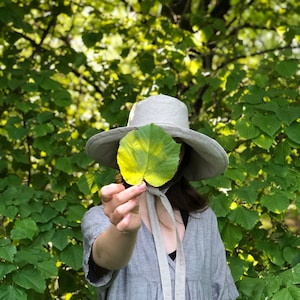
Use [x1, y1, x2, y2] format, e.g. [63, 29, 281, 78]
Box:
[100, 182, 147, 232]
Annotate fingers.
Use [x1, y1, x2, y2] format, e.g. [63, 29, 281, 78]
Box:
[100, 183, 125, 203]
[101, 182, 147, 230]
[101, 182, 146, 204]
[116, 213, 131, 232]
[109, 197, 139, 226]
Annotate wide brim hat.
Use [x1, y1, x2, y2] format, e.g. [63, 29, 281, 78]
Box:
[86, 94, 228, 181]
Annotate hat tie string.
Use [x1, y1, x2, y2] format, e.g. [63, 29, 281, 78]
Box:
[146, 186, 186, 300]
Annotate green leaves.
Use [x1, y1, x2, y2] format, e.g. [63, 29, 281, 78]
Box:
[235, 119, 260, 139]
[0, 240, 17, 262]
[117, 124, 181, 187]
[82, 31, 103, 48]
[286, 122, 300, 145]
[0, 285, 27, 300]
[10, 219, 38, 240]
[60, 245, 83, 271]
[0, 153, 92, 297]
[238, 264, 300, 299]
[261, 191, 291, 213]
[275, 60, 298, 78]
[228, 207, 259, 230]
[13, 267, 46, 293]
[251, 113, 281, 137]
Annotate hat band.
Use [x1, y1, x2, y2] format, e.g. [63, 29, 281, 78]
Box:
[146, 186, 186, 300]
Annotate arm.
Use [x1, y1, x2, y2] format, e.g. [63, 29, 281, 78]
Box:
[92, 182, 147, 271]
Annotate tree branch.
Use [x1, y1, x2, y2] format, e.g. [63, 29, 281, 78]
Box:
[217, 45, 300, 70]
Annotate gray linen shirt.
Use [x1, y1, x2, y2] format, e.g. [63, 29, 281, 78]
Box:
[82, 205, 239, 300]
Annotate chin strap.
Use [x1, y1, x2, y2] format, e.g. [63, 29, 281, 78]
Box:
[146, 185, 186, 300]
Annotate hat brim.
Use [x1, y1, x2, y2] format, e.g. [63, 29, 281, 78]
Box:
[86, 125, 228, 181]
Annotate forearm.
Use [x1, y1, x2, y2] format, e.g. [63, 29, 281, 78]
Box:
[92, 224, 138, 270]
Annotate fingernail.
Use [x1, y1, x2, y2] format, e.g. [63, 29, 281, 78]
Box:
[138, 181, 146, 190]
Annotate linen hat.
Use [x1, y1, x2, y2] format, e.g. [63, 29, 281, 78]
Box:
[86, 94, 228, 180]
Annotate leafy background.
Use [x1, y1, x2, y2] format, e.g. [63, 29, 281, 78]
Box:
[0, 0, 299, 299]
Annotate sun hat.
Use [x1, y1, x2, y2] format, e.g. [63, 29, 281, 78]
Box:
[86, 94, 228, 180]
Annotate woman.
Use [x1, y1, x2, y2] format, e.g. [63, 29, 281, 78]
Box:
[82, 94, 239, 299]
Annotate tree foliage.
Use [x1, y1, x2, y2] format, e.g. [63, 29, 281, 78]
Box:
[0, 0, 299, 299]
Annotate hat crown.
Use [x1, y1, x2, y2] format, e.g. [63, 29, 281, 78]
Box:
[127, 95, 189, 129]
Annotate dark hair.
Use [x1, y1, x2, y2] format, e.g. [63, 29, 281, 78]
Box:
[164, 144, 208, 213]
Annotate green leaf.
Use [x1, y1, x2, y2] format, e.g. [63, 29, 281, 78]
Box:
[253, 73, 269, 88]
[225, 68, 246, 91]
[22, 82, 38, 92]
[280, 263, 300, 285]
[210, 194, 231, 217]
[235, 186, 258, 205]
[276, 106, 300, 126]
[36, 259, 58, 278]
[273, 286, 300, 300]
[221, 222, 243, 250]
[72, 152, 93, 168]
[72, 52, 87, 68]
[138, 52, 155, 74]
[238, 277, 265, 298]
[78, 173, 95, 195]
[40, 78, 61, 90]
[10, 218, 38, 240]
[117, 124, 181, 187]
[11, 149, 29, 164]
[256, 101, 278, 112]
[0, 242, 17, 262]
[225, 167, 246, 182]
[77, 176, 90, 195]
[37, 111, 54, 124]
[14, 247, 40, 265]
[13, 267, 46, 293]
[52, 228, 73, 250]
[8, 78, 25, 90]
[6, 125, 29, 140]
[251, 113, 281, 136]
[32, 206, 58, 223]
[0, 285, 27, 300]
[53, 90, 72, 107]
[160, 73, 176, 89]
[240, 93, 263, 104]
[3, 206, 18, 219]
[228, 257, 249, 282]
[228, 206, 259, 230]
[33, 123, 55, 137]
[261, 192, 291, 213]
[60, 244, 83, 270]
[82, 31, 103, 48]
[253, 133, 274, 149]
[0, 262, 17, 280]
[285, 122, 300, 144]
[283, 246, 300, 266]
[67, 204, 86, 222]
[264, 276, 281, 297]
[50, 199, 67, 212]
[235, 119, 260, 139]
[275, 60, 298, 78]
[56, 157, 73, 174]
[19, 201, 42, 218]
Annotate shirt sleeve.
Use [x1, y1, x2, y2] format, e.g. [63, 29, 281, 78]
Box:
[81, 205, 119, 288]
[210, 210, 239, 300]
